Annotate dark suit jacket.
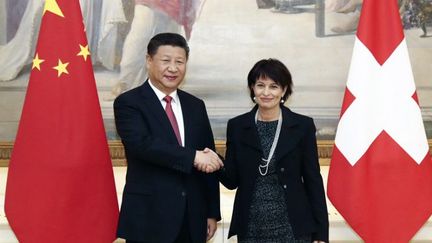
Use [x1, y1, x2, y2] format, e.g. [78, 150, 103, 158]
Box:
[218, 105, 329, 242]
[114, 81, 221, 243]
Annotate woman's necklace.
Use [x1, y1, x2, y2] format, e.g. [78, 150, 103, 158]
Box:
[255, 110, 282, 176]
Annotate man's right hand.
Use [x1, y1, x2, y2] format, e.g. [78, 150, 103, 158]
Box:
[194, 148, 223, 173]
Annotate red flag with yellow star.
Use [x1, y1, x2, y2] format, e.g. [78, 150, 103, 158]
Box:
[4, 0, 119, 242]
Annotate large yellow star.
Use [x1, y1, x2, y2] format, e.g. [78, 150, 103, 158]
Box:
[32, 53, 45, 71]
[53, 59, 69, 77]
[77, 44, 91, 61]
[43, 0, 64, 17]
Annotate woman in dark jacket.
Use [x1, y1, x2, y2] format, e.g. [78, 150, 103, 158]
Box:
[218, 58, 329, 243]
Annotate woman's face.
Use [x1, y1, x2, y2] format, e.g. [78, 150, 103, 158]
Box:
[252, 77, 287, 111]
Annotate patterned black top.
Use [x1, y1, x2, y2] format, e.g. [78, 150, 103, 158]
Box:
[238, 120, 311, 243]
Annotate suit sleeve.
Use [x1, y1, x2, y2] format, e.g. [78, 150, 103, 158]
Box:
[198, 101, 222, 221]
[301, 118, 329, 242]
[114, 94, 196, 174]
[217, 119, 239, 190]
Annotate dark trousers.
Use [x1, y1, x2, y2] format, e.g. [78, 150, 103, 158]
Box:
[126, 214, 192, 243]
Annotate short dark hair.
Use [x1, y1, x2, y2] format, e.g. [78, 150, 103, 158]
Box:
[147, 33, 190, 59]
[247, 58, 293, 103]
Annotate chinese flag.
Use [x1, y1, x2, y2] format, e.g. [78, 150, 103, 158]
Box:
[4, 0, 119, 242]
[327, 0, 432, 242]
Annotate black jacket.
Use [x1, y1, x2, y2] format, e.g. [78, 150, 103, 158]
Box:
[114, 81, 221, 243]
[218, 105, 329, 242]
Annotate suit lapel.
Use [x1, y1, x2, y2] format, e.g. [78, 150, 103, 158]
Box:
[178, 90, 193, 147]
[273, 107, 303, 162]
[139, 81, 179, 144]
[239, 106, 262, 152]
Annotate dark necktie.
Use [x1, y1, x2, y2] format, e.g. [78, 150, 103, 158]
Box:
[163, 96, 182, 145]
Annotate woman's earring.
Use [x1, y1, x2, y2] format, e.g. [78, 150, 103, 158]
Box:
[280, 99, 285, 103]
[253, 97, 256, 102]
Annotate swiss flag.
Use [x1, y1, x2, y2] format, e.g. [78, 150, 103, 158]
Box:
[4, 0, 119, 242]
[327, 0, 432, 242]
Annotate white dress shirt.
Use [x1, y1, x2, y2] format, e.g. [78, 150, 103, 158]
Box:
[148, 80, 185, 146]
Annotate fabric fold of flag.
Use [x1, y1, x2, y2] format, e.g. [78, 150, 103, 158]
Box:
[5, 0, 119, 242]
[327, 0, 432, 242]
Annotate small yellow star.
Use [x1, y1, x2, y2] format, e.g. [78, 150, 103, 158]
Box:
[53, 59, 69, 77]
[32, 53, 45, 71]
[43, 0, 64, 17]
[77, 44, 91, 61]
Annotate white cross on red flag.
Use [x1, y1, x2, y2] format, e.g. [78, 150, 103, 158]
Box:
[327, 0, 432, 242]
[4, 0, 119, 242]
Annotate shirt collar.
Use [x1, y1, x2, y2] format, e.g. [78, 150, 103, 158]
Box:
[148, 79, 179, 104]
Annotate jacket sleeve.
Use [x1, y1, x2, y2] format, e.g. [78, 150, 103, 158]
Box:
[198, 100, 221, 221]
[301, 118, 329, 242]
[114, 94, 196, 174]
[217, 119, 239, 190]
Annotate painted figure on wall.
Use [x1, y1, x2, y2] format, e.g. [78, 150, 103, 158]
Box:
[0, 0, 431, 142]
[0, 0, 126, 81]
[256, 0, 315, 13]
[328, 0, 432, 36]
[108, 0, 205, 99]
[402, 0, 432, 37]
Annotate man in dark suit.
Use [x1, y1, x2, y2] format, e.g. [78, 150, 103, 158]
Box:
[114, 33, 223, 243]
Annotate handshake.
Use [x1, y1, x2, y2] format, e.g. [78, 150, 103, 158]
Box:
[194, 148, 224, 173]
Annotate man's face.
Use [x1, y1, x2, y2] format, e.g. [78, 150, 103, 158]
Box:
[146, 45, 187, 95]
